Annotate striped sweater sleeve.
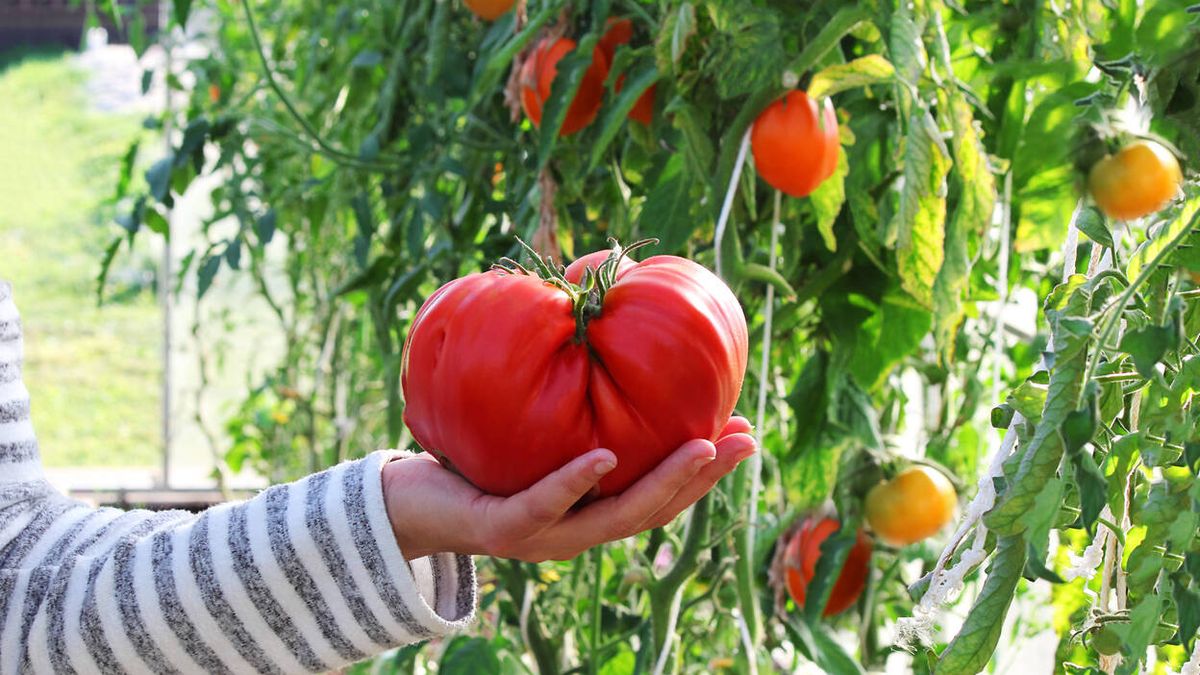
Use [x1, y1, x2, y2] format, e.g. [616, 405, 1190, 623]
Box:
[0, 281, 476, 674]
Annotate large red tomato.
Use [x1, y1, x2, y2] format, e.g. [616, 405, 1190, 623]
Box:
[401, 246, 749, 497]
[750, 90, 839, 198]
[784, 517, 872, 617]
[597, 18, 656, 125]
[520, 38, 609, 136]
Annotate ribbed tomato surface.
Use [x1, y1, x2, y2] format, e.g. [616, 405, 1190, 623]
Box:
[401, 251, 748, 496]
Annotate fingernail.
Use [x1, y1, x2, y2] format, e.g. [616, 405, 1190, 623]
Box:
[595, 459, 617, 476]
[692, 453, 716, 470]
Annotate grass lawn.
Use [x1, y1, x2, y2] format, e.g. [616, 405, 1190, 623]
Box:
[0, 48, 161, 467]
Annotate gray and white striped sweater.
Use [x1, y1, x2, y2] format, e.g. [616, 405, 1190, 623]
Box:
[0, 281, 476, 673]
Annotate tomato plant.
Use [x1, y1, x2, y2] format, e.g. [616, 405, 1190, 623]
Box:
[783, 517, 872, 617]
[401, 244, 748, 496]
[1088, 139, 1184, 221]
[99, 0, 1200, 671]
[865, 465, 957, 546]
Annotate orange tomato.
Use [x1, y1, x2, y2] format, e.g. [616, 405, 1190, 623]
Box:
[865, 466, 957, 546]
[1088, 140, 1183, 221]
[784, 516, 872, 617]
[208, 84, 221, 104]
[750, 90, 839, 198]
[519, 38, 609, 136]
[463, 0, 514, 21]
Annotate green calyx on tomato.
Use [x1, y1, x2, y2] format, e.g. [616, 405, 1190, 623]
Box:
[492, 238, 656, 344]
[401, 239, 749, 497]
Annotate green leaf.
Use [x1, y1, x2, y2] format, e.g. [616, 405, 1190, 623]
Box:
[173, 0, 191, 27]
[1110, 592, 1164, 674]
[887, 1, 927, 90]
[95, 237, 123, 305]
[894, 110, 950, 308]
[255, 209, 277, 245]
[587, 64, 658, 173]
[538, 32, 602, 167]
[1076, 207, 1114, 249]
[938, 534, 1027, 674]
[991, 404, 1015, 429]
[803, 521, 861, 622]
[197, 255, 221, 299]
[932, 92, 995, 363]
[439, 637, 500, 675]
[847, 289, 932, 390]
[1073, 451, 1107, 532]
[1006, 372, 1049, 423]
[810, 150, 848, 252]
[1127, 198, 1200, 280]
[146, 156, 174, 204]
[703, 3, 786, 100]
[637, 156, 692, 253]
[1119, 325, 1173, 379]
[656, 2, 696, 70]
[807, 55, 896, 99]
[1172, 574, 1200, 649]
[786, 617, 866, 675]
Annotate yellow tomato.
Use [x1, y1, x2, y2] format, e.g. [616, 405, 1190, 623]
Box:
[865, 466, 957, 546]
[1088, 140, 1183, 221]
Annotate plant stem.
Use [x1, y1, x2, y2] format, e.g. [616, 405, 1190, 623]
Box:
[589, 547, 603, 675]
[1084, 205, 1200, 383]
[649, 495, 711, 664]
[240, 0, 404, 172]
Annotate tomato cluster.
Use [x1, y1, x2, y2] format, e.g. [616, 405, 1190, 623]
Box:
[782, 465, 958, 619]
[519, 38, 610, 136]
[783, 517, 872, 616]
[518, 18, 656, 136]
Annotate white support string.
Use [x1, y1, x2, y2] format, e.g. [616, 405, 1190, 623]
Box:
[714, 131, 753, 278]
[897, 197, 1089, 645]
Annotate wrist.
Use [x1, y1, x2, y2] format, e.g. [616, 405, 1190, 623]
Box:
[381, 456, 437, 560]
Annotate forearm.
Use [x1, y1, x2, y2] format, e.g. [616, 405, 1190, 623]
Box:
[3, 453, 475, 673]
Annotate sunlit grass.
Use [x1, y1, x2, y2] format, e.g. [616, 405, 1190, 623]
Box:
[0, 48, 160, 467]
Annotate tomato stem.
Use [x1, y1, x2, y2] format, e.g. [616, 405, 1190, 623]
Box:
[495, 236, 660, 343]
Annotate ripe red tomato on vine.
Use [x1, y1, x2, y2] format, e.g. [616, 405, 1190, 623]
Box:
[520, 38, 609, 136]
[751, 90, 839, 197]
[400, 242, 749, 497]
[597, 18, 656, 125]
[783, 516, 872, 616]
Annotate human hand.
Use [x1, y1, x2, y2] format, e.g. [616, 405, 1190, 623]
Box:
[382, 417, 756, 562]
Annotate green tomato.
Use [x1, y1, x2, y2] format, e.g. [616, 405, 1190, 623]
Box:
[1089, 625, 1123, 656]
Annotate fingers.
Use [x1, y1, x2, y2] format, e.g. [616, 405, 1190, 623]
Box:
[564, 439, 717, 542]
[720, 416, 753, 438]
[484, 448, 617, 544]
[640, 432, 757, 530]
